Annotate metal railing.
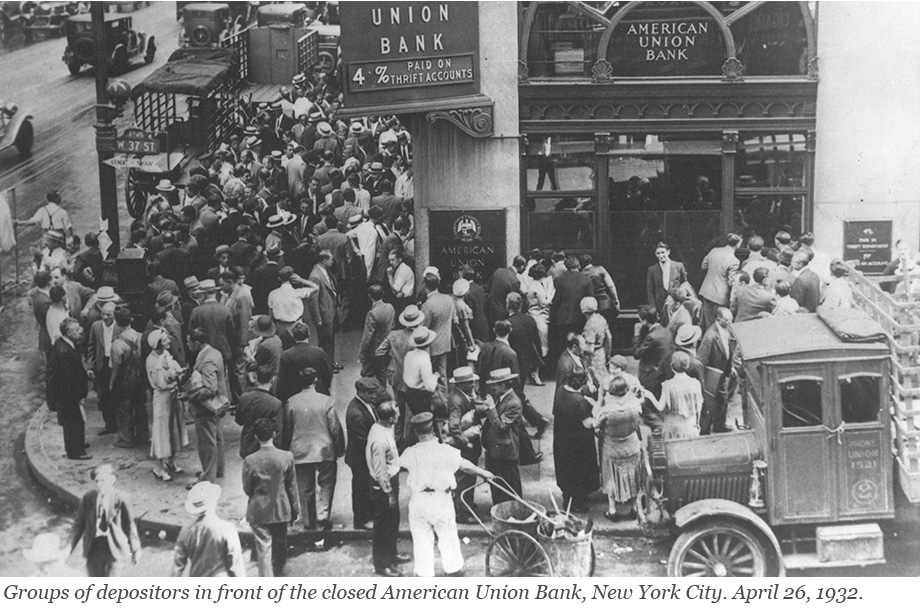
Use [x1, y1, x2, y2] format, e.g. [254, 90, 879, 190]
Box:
[296, 29, 318, 75]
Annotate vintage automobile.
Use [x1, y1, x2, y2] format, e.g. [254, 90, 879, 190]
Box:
[62, 12, 155, 76]
[19, 1, 76, 40]
[306, 21, 339, 75]
[179, 2, 238, 48]
[256, 2, 309, 27]
[639, 312, 910, 576]
[176, 0, 255, 23]
[0, 101, 34, 157]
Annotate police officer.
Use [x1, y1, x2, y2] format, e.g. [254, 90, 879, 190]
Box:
[399, 413, 493, 578]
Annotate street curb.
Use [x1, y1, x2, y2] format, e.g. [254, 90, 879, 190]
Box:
[25, 407, 645, 543]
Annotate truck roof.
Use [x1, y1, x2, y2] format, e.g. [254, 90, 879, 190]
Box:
[182, 3, 229, 13]
[732, 313, 887, 361]
[68, 13, 130, 24]
[134, 48, 236, 97]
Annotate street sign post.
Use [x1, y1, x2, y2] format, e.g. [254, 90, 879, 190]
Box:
[102, 154, 163, 170]
[114, 127, 160, 155]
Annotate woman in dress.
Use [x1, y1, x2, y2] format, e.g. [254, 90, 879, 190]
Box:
[643, 351, 703, 439]
[822, 259, 854, 309]
[146, 329, 187, 481]
[581, 297, 611, 387]
[595, 376, 643, 521]
[522, 263, 555, 384]
[552, 369, 599, 513]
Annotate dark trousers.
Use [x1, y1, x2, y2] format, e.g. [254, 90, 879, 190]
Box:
[86, 537, 119, 577]
[549, 322, 580, 369]
[60, 402, 86, 458]
[485, 453, 521, 507]
[349, 459, 374, 527]
[224, 357, 241, 404]
[95, 365, 116, 430]
[114, 388, 148, 445]
[453, 446, 481, 517]
[44, 350, 56, 412]
[372, 477, 400, 571]
[194, 411, 224, 482]
[295, 461, 337, 527]
[251, 522, 288, 577]
[700, 298, 720, 333]
[317, 323, 335, 363]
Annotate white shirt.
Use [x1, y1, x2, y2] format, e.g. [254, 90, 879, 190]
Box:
[267, 282, 314, 323]
[348, 221, 378, 277]
[102, 321, 115, 359]
[403, 348, 438, 392]
[399, 438, 462, 494]
[388, 262, 414, 297]
[29, 202, 71, 233]
[354, 188, 371, 212]
[660, 260, 671, 287]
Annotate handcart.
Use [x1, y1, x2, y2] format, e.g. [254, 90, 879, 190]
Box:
[462, 477, 595, 577]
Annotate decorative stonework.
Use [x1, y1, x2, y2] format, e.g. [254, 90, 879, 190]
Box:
[722, 130, 739, 153]
[426, 107, 494, 138]
[721, 57, 744, 81]
[518, 60, 529, 83]
[807, 56, 819, 80]
[591, 59, 613, 83]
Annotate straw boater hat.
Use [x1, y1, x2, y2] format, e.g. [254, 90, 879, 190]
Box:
[485, 367, 519, 385]
[270, 150, 283, 161]
[23, 533, 67, 564]
[452, 278, 470, 298]
[95, 286, 118, 303]
[410, 412, 434, 430]
[156, 290, 179, 310]
[214, 244, 231, 258]
[349, 123, 366, 136]
[347, 214, 363, 228]
[245, 136, 262, 148]
[317, 121, 333, 137]
[197, 279, 220, 294]
[398, 304, 425, 328]
[155, 179, 176, 193]
[292, 73, 306, 86]
[251, 315, 276, 338]
[368, 161, 385, 174]
[449, 366, 479, 385]
[243, 126, 259, 137]
[266, 211, 295, 229]
[675, 325, 702, 348]
[308, 109, 324, 122]
[411, 326, 437, 349]
[185, 481, 221, 515]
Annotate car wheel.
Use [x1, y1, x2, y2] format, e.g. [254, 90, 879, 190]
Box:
[668, 521, 768, 577]
[14, 120, 34, 157]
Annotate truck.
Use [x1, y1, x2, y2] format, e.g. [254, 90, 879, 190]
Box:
[641, 288, 920, 576]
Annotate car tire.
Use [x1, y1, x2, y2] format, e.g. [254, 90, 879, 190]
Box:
[14, 120, 34, 157]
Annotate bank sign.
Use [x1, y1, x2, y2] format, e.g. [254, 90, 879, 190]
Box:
[340, 2, 480, 108]
[429, 210, 505, 286]
[610, 17, 722, 76]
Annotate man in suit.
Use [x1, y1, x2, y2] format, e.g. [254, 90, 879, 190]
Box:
[370, 180, 406, 228]
[506, 293, 550, 438]
[185, 328, 229, 485]
[85, 301, 119, 435]
[446, 367, 483, 523]
[550, 255, 593, 361]
[229, 225, 258, 274]
[315, 215, 349, 281]
[699, 234, 741, 331]
[68, 464, 141, 576]
[633, 305, 675, 400]
[698, 307, 739, 434]
[486, 258, 523, 328]
[646, 241, 688, 327]
[207, 245, 233, 283]
[155, 231, 190, 287]
[277, 322, 333, 400]
[242, 419, 300, 577]
[50, 318, 91, 460]
[733, 267, 777, 322]
[250, 246, 284, 316]
[555, 332, 594, 395]
[791, 248, 822, 313]
[345, 377, 382, 530]
[477, 320, 520, 398]
[359, 283, 395, 383]
[460, 265, 489, 342]
[308, 249, 340, 370]
[173, 482, 246, 577]
[478, 368, 523, 506]
[376, 305, 423, 442]
[419, 269, 455, 384]
[189, 279, 237, 404]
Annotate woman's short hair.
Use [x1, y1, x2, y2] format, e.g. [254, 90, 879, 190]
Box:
[671, 351, 690, 373]
[609, 376, 629, 397]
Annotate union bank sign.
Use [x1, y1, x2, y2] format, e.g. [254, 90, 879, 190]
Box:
[612, 17, 722, 76]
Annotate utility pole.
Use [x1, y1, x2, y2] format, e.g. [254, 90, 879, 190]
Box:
[92, 2, 120, 254]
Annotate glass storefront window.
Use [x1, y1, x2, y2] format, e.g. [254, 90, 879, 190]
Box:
[526, 197, 596, 251]
[736, 133, 807, 189]
[525, 134, 597, 191]
[523, 3, 603, 78]
[734, 195, 804, 244]
[730, 2, 810, 77]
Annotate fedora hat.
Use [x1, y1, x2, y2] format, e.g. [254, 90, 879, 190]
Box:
[156, 290, 179, 309]
[197, 279, 220, 293]
[95, 286, 118, 302]
[485, 367, 518, 385]
[398, 304, 425, 328]
[410, 412, 434, 429]
[449, 366, 479, 384]
[317, 121, 333, 137]
[185, 482, 221, 515]
[183, 276, 200, 292]
[675, 325, 702, 347]
[23, 533, 67, 564]
[608, 354, 628, 370]
[155, 179, 176, 193]
[778, 248, 794, 266]
[251, 315, 276, 337]
[411, 326, 437, 349]
[265, 243, 283, 259]
[368, 161, 384, 174]
[347, 214, 363, 228]
[355, 377, 382, 393]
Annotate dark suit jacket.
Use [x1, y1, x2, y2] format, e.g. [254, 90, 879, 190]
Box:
[481, 390, 522, 462]
[250, 261, 283, 315]
[551, 270, 593, 327]
[70, 488, 140, 562]
[359, 301, 395, 364]
[477, 340, 519, 397]
[646, 260, 688, 316]
[315, 229, 349, 281]
[86, 319, 117, 372]
[698, 323, 737, 373]
[446, 388, 481, 455]
[733, 284, 777, 322]
[487, 267, 520, 324]
[345, 397, 377, 468]
[30, 289, 53, 352]
[465, 282, 489, 341]
[555, 349, 588, 393]
[308, 265, 338, 327]
[155, 245, 190, 286]
[277, 342, 333, 400]
[229, 239, 257, 272]
[242, 445, 300, 525]
[791, 268, 821, 313]
[49, 338, 88, 410]
[189, 300, 235, 361]
[508, 312, 542, 376]
[633, 324, 675, 386]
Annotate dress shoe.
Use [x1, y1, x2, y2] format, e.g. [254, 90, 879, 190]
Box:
[394, 553, 411, 564]
[332, 362, 344, 372]
[98, 428, 117, 436]
[533, 421, 548, 440]
[375, 566, 402, 577]
[354, 522, 373, 531]
[69, 454, 93, 460]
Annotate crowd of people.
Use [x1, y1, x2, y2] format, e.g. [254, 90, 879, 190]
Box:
[16, 52, 876, 578]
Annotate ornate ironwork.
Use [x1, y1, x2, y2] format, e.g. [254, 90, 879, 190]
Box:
[426, 107, 494, 138]
[722, 57, 744, 81]
[591, 59, 613, 83]
[518, 60, 529, 83]
[807, 56, 819, 80]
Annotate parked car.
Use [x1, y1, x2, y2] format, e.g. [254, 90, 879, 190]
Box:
[20, 1, 77, 40]
[0, 102, 35, 157]
[62, 12, 155, 76]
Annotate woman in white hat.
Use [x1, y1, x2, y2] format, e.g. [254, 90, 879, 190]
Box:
[580, 296, 611, 390]
[146, 329, 188, 481]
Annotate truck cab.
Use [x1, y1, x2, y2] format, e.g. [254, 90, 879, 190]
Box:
[648, 312, 895, 576]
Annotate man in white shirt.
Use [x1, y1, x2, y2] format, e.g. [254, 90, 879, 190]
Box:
[347, 174, 371, 212]
[347, 214, 378, 279]
[86, 301, 119, 435]
[403, 326, 439, 423]
[365, 402, 409, 577]
[15, 190, 72, 239]
[266, 266, 318, 335]
[387, 249, 414, 312]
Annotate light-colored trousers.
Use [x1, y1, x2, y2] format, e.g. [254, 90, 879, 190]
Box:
[408, 491, 464, 577]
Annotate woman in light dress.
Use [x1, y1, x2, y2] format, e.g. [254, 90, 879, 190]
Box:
[581, 296, 611, 386]
[595, 376, 643, 521]
[643, 351, 703, 439]
[146, 329, 188, 481]
[521, 263, 555, 385]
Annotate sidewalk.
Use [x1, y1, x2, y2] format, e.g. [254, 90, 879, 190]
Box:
[25, 330, 643, 542]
